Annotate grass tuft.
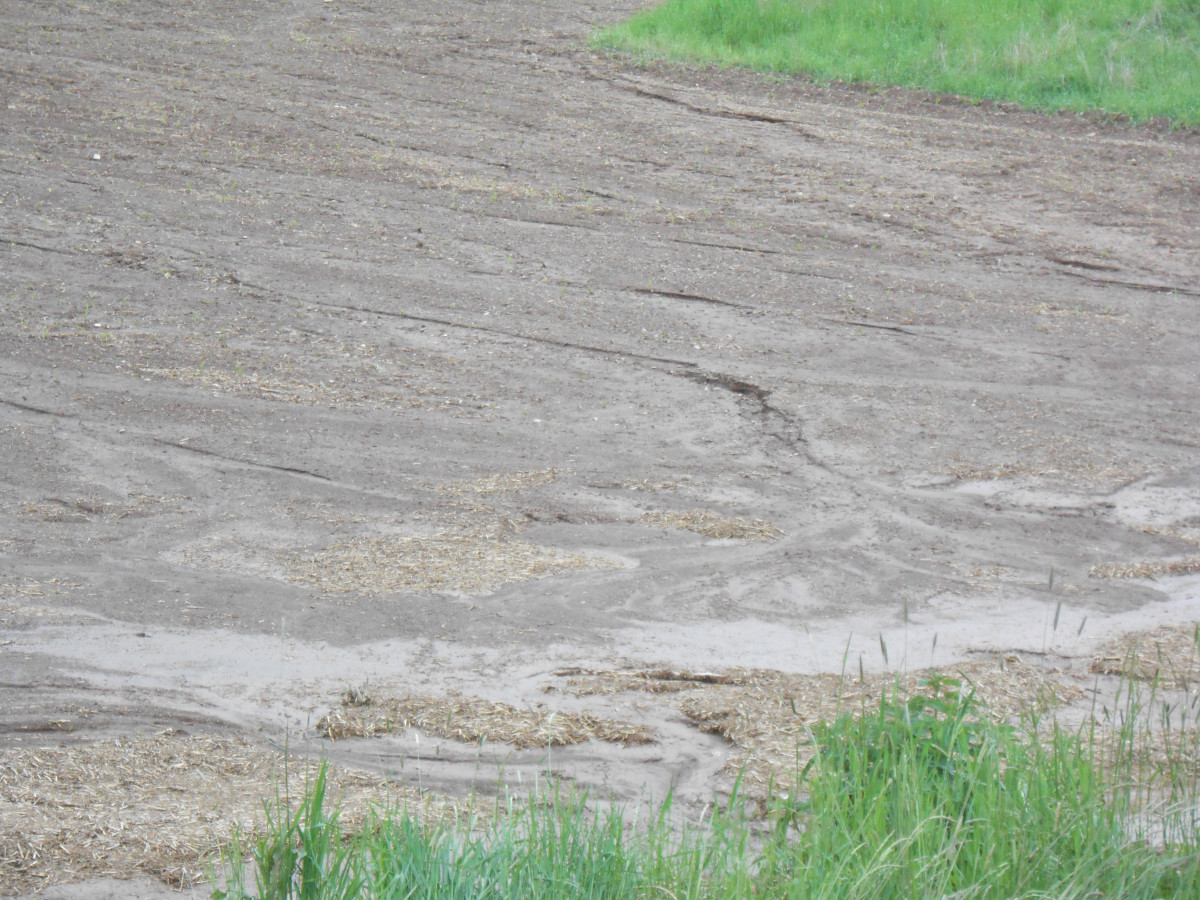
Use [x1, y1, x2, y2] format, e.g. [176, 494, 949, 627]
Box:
[595, 0, 1200, 126]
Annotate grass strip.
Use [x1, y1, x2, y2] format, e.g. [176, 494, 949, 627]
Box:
[595, 0, 1200, 126]
[214, 674, 1200, 899]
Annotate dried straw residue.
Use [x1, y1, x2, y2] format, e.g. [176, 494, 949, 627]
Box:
[1138, 525, 1200, 545]
[1089, 557, 1200, 580]
[552, 667, 744, 696]
[1, 579, 86, 626]
[1090, 624, 1200, 688]
[143, 366, 336, 405]
[286, 529, 615, 595]
[141, 366, 429, 410]
[950, 462, 1031, 481]
[640, 510, 781, 541]
[436, 468, 563, 496]
[1088, 716, 1200, 780]
[0, 577, 81, 599]
[0, 732, 433, 894]
[436, 172, 539, 200]
[318, 693, 653, 749]
[17, 494, 184, 523]
[557, 659, 1082, 793]
[948, 458, 1137, 487]
[591, 478, 682, 492]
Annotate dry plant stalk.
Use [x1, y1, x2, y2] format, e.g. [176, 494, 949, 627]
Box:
[640, 509, 782, 541]
[318, 693, 653, 748]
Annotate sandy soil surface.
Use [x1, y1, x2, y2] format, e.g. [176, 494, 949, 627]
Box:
[2, 0, 1200, 894]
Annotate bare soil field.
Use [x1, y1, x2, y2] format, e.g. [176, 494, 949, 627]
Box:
[2, 0, 1200, 895]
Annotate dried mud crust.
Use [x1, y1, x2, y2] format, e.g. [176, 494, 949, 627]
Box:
[2, 0, 1200, 895]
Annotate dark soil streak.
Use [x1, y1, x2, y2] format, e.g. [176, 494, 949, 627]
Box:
[395, 143, 515, 171]
[470, 208, 605, 232]
[330, 293, 824, 465]
[677, 370, 828, 469]
[152, 437, 330, 481]
[2, 238, 73, 256]
[669, 237, 782, 256]
[609, 151, 672, 170]
[1054, 268, 1200, 297]
[822, 318, 930, 338]
[770, 266, 845, 282]
[0, 399, 75, 418]
[319, 300, 700, 369]
[630, 286, 748, 310]
[1047, 256, 1122, 272]
[598, 76, 819, 136]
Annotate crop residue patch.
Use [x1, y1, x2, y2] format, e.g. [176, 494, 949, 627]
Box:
[554, 657, 1084, 796]
[641, 509, 782, 541]
[1090, 623, 1200, 688]
[285, 529, 616, 594]
[0, 733, 438, 894]
[319, 691, 653, 748]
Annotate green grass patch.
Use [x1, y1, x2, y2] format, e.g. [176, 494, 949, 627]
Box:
[595, 0, 1200, 126]
[214, 675, 1200, 899]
